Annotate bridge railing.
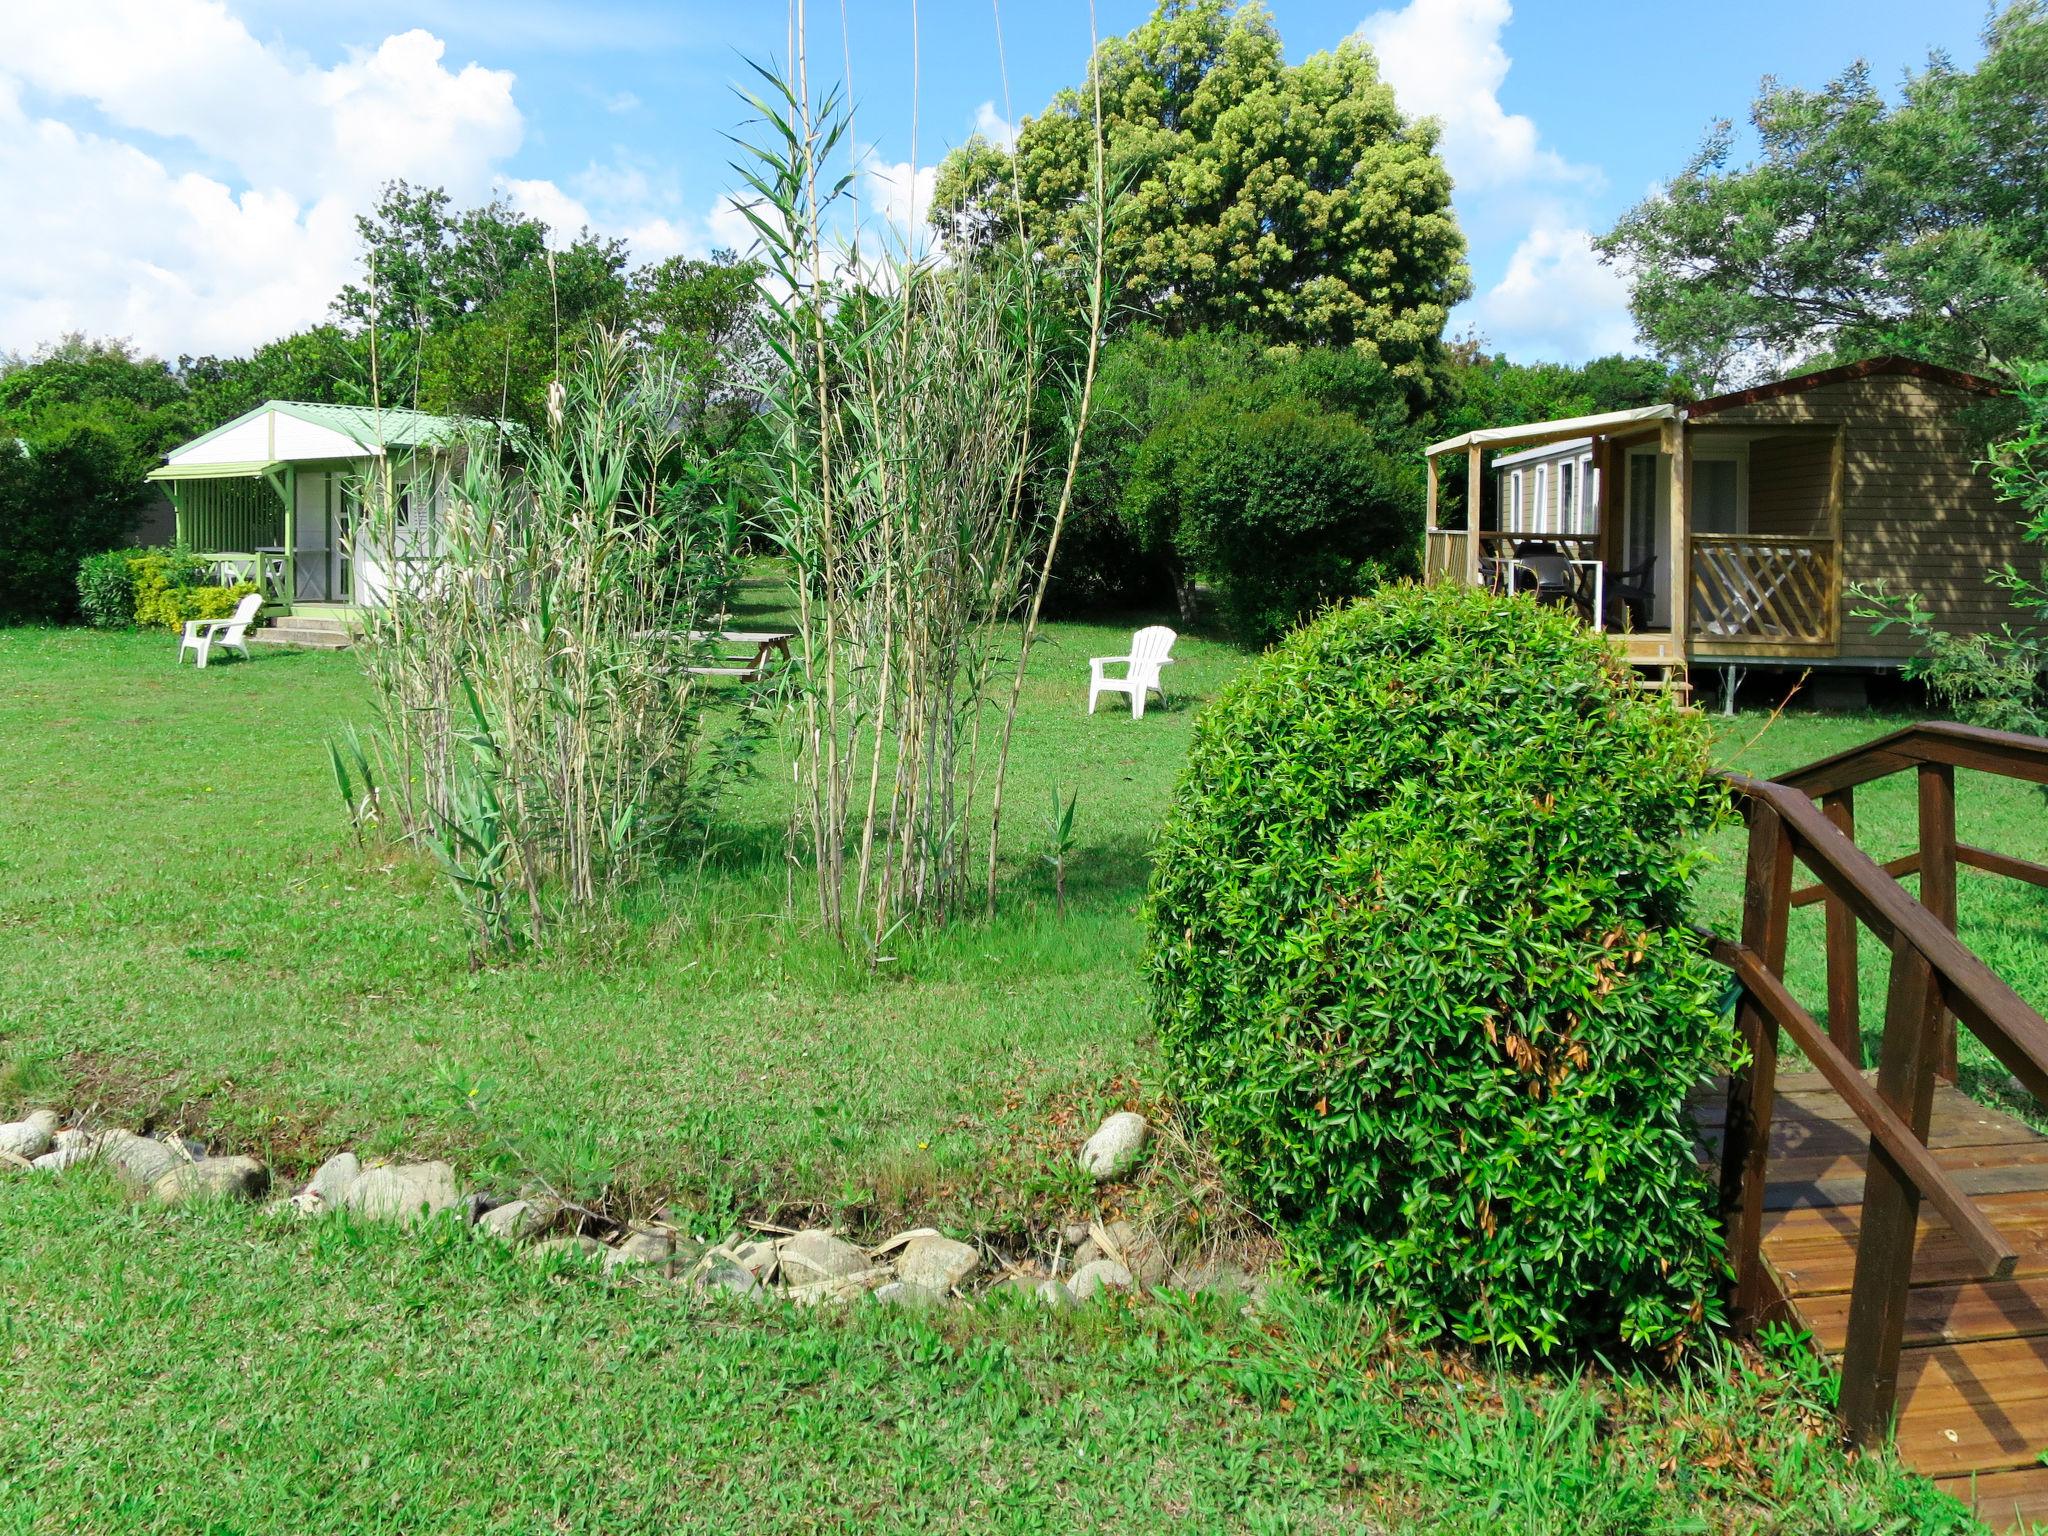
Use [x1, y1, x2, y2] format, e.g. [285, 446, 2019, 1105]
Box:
[1716, 722, 2048, 1445]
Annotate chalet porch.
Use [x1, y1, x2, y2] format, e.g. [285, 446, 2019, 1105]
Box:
[1423, 402, 1848, 672]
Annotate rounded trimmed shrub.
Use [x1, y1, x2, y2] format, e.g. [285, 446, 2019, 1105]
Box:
[1147, 583, 1734, 1354]
[76, 548, 138, 628]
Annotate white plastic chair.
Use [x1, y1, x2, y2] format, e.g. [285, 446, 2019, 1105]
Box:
[177, 592, 264, 669]
[1088, 625, 1177, 719]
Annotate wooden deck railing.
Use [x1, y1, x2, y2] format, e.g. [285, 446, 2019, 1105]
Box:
[1424, 528, 1467, 581]
[1716, 723, 2048, 1445]
[1690, 534, 1837, 648]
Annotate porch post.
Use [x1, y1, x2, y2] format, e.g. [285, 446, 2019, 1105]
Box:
[1424, 453, 1439, 578]
[1663, 417, 1690, 644]
[1827, 425, 1847, 648]
[165, 482, 187, 548]
[1465, 442, 1484, 587]
[281, 465, 297, 608]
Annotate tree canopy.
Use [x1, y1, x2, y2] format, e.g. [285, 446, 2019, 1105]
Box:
[1598, 2, 2048, 386]
[930, 0, 1468, 379]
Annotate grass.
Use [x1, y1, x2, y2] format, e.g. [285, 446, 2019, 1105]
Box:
[3, 617, 2037, 1531]
[0, 1167, 1973, 1534]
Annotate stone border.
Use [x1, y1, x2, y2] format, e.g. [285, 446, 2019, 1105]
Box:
[1, 1109, 1265, 1312]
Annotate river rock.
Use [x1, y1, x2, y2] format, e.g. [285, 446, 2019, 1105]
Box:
[874, 1279, 948, 1308]
[291, 1151, 362, 1214]
[1073, 1220, 1169, 1287]
[479, 1198, 545, 1244]
[1078, 1111, 1151, 1182]
[896, 1235, 980, 1292]
[1036, 1278, 1076, 1311]
[98, 1131, 188, 1193]
[777, 1229, 867, 1284]
[603, 1227, 675, 1275]
[152, 1156, 268, 1205]
[344, 1161, 461, 1225]
[532, 1234, 605, 1263]
[0, 1110, 59, 1161]
[694, 1256, 763, 1299]
[1070, 1258, 1134, 1301]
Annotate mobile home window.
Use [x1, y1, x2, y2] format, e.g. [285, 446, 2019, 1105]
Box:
[1534, 466, 1548, 534]
[1695, 459, 1741, 535]
[1510, 470, 1524, 531]
[1558, 461, 1576, 534]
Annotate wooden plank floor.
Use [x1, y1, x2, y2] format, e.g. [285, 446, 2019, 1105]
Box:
[1694, 1071, 2048, 1531]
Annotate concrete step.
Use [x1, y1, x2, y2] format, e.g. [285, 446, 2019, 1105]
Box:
[249, 624, 353, 650]
[269, 613, 358, 634]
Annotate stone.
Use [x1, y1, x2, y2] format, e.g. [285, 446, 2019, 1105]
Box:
[479, 1198, 547, 1244]
[1078, 1111, 1151, 1182]
[152, 1156, 268, 1205]
[343, 1162, 461, 1225]
[603, 1227, 675, 1275]
[873, 1280, 948, 1309]
[1069, 1259, 1134, 1301]
[1173, 1260, 1258, 1298]
[292, 1152, 362, 1214]
[32, 1129, 101, 1173]
[1060, 1221, 1093, 1249]
[786, 1268, 891, 1307]
[731, 1239, 780, 1279]
[1035, 1279, 1076, 1311]
[0, 1110, 59, 1162]
[776, 1229, 867, 1284]
[532, 1234, 605, 1263]
[1073, 1220, 1169, 1287]
[91, 1130, 187, 1193]
[693, 1258, 763, 1300]
[896, 1235, 980, 1292]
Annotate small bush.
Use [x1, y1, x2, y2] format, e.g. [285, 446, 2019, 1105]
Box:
[76, 548, 139, 628]
[1148, 583, 1734, 1355]
[128, 549, 254, 630]
[1125, 396, 1420, 644]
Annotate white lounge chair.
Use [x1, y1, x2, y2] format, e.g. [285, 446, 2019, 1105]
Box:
[1088, 625, 1176, 719]
[177, 592, 264, 669]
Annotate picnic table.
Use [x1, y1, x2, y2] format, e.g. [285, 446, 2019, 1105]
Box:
[682, 630, 794, 682]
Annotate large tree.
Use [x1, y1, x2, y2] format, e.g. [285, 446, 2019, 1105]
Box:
[1597, 2, 2048, 387]
[930, 0, 1468, 380]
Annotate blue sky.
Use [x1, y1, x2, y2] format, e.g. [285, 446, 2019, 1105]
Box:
[0, 0, 1990, 364]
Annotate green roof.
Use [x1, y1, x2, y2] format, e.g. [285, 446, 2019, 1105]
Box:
[160, 399, 506, 467]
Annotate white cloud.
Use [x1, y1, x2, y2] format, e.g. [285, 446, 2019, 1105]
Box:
[860, 155, 939, 251]
[971, 100, 1017, 151]
[1354, 0, 1593, 194]
[605, 90, 641, 115]
[497, 177, 595, 247]
[0, 83, 357, 357]
[0, 0, 532, 355]
[1465, 221, 1636, 361]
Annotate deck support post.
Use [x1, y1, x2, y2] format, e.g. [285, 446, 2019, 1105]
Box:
[1424, 454, 1439, 579]
[1663, 416, 1690, 651]
[1840, 942, 1945, 1448]
[1720, 800, 1794, 1326]
[1464, 443, 1483, 588]
[1821, 789, 1862, 1065]
[1918, 763, 1959, 1081]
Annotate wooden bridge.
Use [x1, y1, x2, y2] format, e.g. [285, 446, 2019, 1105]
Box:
[1708, 723, 2048, 1528]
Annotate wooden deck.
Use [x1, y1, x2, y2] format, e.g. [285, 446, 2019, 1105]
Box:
[1695, 1071, 2048, 1528]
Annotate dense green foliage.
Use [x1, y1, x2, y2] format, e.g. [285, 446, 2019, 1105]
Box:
[0, 419, 153, 624]
[931, 0, 1468, 373]
[1126, 392, 1417, 643]
[74, 547, 138, 628]
[1149, 585, 1733, 1353]
[1598, 1, 2048, 386]
[1056, 328, 1426, 620]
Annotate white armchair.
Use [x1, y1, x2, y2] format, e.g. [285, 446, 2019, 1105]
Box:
[1088, 625, 1177, 719]
[177, 591, 264, 669]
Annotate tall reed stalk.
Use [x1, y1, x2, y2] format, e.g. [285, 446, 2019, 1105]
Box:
[736, 5, 1110, 947]
[348, 332, 744, 960]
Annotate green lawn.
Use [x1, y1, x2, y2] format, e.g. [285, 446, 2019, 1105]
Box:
[2, 621, 2032, 1532]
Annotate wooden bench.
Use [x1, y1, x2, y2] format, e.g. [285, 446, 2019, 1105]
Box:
[682, 630, 794, 682]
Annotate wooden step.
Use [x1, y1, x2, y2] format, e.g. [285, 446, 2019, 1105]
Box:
[1936, 1465, 2048, 1530]
[1797, 1276, 2048, 1352]
[1891, 1336, 2048, 1477]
